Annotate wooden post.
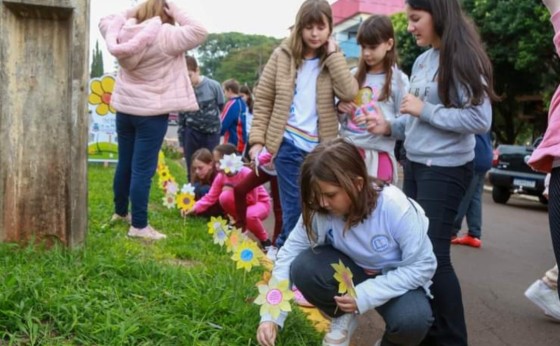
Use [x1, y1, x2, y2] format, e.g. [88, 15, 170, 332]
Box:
[0, 0, 89, 247]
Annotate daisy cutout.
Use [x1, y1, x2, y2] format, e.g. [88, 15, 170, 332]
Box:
[162, 193, 176, 209]
[207, 216, 229, 235]
[254, 277, 294, 319]
[225, 227, 247, 253]
[231, 240, 261, 272]
[331, 260, 357, 298]
[181, 183, 195, 195]
[213, 225, 231, 247]
[176, 192, 195, 212]
[219, 153, 244, 174]
[165, 181, 178, 195]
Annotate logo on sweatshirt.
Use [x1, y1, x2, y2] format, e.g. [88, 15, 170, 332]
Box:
[371, 235, 390, 252]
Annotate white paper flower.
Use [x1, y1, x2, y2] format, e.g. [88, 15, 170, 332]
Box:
[166, 181, 178, 195]
[219, 154, 244, 174]
[181, 183, 195, 195]
[162, 193, 176, 209]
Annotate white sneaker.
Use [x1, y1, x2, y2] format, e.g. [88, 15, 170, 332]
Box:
[323, 313, 357, 346]
[265, 246, 278, 262]
[128, 225, 167, 240]
[110, 213, 131, 224]
[524, 279, 560, 321]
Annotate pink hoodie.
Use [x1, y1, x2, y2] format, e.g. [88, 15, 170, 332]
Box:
[99, 2, 207, 116]
[528, 10, 560, 172]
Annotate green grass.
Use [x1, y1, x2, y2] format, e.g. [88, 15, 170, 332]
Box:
[0, 158, 322, 345]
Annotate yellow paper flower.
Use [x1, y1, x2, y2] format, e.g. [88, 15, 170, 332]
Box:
[88, 75, 116, 115]
[158, 151, 166, 165]
[254, 278, 294, 319]
[162, 193, 176, 209]
[207, 216, 229, 235]
[176, 192, 195, 212]
[231, 240, 261, 272]
[225, 227, 247, 253]
[213, 225, 230, 247]
[331, 260, 357, 298]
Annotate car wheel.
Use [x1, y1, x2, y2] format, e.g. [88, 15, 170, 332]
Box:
[492, 186, 511, 204]
[539, 194, 549, 205]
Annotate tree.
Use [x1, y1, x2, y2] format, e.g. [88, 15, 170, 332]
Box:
[391, 12, 426, 76]
[90, 40, 104, 78]
[195, 32, 282, 84]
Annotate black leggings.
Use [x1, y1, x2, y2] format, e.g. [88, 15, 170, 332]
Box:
[404, 161, 472, 346]
[549, 167, 560, 299]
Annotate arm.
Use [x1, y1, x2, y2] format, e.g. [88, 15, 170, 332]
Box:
[220, 99, 240, 136]
[325, 52, 359, 102]
[160, 1, 208, 56]
[354, 198, 437, 313]
[193, 174, 224, 213]
[250, 50, 279, 146]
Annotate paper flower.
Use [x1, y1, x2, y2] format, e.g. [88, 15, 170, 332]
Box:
[331, 260, 357, 298]
[207, 216, 229, 235]
[231, 240, 261, 272]
[176, 192, 195, 212]
[165, 181, 178, 195]
[219, 154, 244, 174]
[213, 225, 230, 247]
[88, 75, 116, 115]
[225, 227, 247, 253]
[254, 277, 294, 319]
[181, 183, 195, 195]
[162, 193, 176, 209]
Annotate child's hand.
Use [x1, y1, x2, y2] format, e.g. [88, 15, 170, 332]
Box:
[399, 93, 424, 117]
[249, 144, 263, 161]
[363, 103, 391, 136]
[181, 208, 196, 217]
[326, 37, 338, 55]
[256, 322, 278, 346]
[334, 295, 358, 314]
[337, 101, 355, 114]
[543, 0, 560, 14]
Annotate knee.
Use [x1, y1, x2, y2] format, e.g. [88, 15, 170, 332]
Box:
[384, 309, 433, 344]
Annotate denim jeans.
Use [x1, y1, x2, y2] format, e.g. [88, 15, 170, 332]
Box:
[403, 160, 472, 346]
[453, 171, 486, 238]
[291, 245, 433, 346]
[113, 112, 168, 228]
[274, 138, 308, 247]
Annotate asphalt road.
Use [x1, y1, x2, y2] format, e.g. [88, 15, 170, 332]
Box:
[352, 191, 559, 346]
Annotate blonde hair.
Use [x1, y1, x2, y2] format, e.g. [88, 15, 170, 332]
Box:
[288, 0, 333, 69]
[136, 0, 175, 25]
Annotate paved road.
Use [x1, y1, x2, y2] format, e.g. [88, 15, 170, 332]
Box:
[352, 191, 559, 346]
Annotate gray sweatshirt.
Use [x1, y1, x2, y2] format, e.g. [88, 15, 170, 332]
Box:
[390, 48, 492, 167]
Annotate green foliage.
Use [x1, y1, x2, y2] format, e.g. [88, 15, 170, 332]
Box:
[90, 41, 105, 79]
[0, 160, 322, 345]
[462, 0, 558, 144]
[391, 12, 426, 75]
[196, 33, 282, 85]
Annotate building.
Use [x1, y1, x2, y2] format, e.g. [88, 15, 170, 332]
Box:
[331, 0, 405, 60]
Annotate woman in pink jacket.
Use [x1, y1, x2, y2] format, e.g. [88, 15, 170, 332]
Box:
[99, 0, 207, 240]
[529, 0, 560, 296]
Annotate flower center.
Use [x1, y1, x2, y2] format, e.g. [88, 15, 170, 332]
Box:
[266, 289, 283, 305]
[240, 249, 254, 262]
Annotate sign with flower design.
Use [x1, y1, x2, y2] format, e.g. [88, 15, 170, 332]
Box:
[331, 260, 357, 298]
[254, 278, 294, 319]
[87, 74, 118, 162]
[219, 154, 244, 174]
[231, 240, 262, 272]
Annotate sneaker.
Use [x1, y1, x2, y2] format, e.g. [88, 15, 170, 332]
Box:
[451, 234, 481, 248]
[292, 286, 314, 307]
[323, 313, 357, 346]
[265, 246, 278, 262]
[128, 225, 167, 240]
[525, 279, 560, 321]
[110, 213, 131, 224]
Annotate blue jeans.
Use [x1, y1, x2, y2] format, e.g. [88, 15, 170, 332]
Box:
[274, 138, 308, 247]
[291, 245, 433, 345]
[404, 160, 472, 346]
[453, 171, 486, 238]
[113, 112, 168, 228]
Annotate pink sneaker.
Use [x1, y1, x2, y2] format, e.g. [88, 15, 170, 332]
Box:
[128, 225, 167, 240]
[292, 286, 314, 307]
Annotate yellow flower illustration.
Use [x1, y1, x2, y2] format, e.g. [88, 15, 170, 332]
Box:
[88, 75, 116, 115]
[213, 225, 230, 247]
[176, 192, 195, 212]
[207, 216, 229, 236]
[225, 227, 247, 253]
[254, 278, 294, 319]
[162, 193, 176, 209]
[231, 240, 261, 272]
[331, 260, 357, 298]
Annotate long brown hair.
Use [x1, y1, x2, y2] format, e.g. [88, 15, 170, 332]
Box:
[406, 0, 499, 106]
[136, 0, 175, 25]
[190, 148, 216, 185]
[287, 0, 333, 69]
[300, 138, 382, 241]
[355, 15, 398, 102]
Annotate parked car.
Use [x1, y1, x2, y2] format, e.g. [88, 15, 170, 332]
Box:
[488, 137, 547, 205]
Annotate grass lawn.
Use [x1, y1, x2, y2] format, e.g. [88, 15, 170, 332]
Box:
[0, 158, 322, 345]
